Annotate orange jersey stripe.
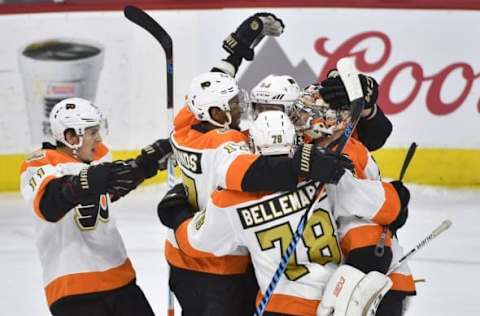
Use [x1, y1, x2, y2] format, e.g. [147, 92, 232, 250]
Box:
[389, 272, 417, 293]
[211, 188, 267, 208]
[225, 154, 260, 191]
[343, 138, 369, 179]
[372, 182, 401, 225]
[45, 258, 135, 306]
[173, 105, 200, 131]
[173, 127, 248, 150]
[256, 292, 320, 316]
[32, 175, 56, 220]
[165, 240, 249, 275]
[340, 225, 392, 255]
[172, 106, 248, 150]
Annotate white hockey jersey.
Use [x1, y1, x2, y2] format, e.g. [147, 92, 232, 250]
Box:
[20, 143, 135, 307]
[166, 106, 261, 275]
[328, 137, 416, 295]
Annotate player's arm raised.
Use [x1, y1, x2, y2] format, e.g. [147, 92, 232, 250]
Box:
[212, 12, 284, 77]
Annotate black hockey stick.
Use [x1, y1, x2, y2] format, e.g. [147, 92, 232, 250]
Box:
[254, 57, 365, 316]
[374, 142, 418, 257]
[124, 6, 176, 315]
[124, 5, 173, 111]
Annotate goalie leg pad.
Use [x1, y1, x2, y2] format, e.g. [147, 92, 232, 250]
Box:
[316, 265, 392, 316]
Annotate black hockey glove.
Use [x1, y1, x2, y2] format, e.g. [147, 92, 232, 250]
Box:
[135, 138, 172, 179]
[60, 163, 112, 204]
[318, 69, 379, 111]
[157, 183, 194, 231]
[292, 144, 354, 184]
[107, 159, 146, 200]
[223, 12, 284, 61]
[388, 180, 410, 234]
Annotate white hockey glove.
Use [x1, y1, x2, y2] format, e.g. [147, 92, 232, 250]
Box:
[257, 13, 284, 36]
[317, 265, 392, 316]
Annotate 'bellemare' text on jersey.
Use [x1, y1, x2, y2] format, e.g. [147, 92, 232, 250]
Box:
[237, 182, 322, 229]
[172, 144, 202, 174]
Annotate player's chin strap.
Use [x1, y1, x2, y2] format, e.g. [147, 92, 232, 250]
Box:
[316, 265, 392, 316]
[62, 137, 84, 159]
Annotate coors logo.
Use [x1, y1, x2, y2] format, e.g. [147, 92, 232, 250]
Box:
[239, 32, 480, 115]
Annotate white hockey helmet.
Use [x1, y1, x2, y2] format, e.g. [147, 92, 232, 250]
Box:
[250, 75, 301, 115]
[49, 97, 104, 150]
[249, 110, 296, 156]
[187, 72, 240, 128]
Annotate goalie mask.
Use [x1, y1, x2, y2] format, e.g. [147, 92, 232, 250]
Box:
[49, 97, 107, 151]
[187, 72, 248, 128]
[249, 110, 296, 156]
[290, 84, 351, 144]
[250, 74, 301, 117]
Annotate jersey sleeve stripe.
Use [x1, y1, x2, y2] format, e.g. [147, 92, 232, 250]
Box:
[225, 154, 259, 191]
[211, 189, 264, 208]
[164, 241, 250, 275]
[256, 292, 320, 316]
[45, 258, 135, 307]
[33, 175, 56, 220]
[371, 182, 401, 225]
[340, 224, 392, 255]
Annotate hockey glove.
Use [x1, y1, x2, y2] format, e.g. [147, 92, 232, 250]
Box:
[292, 144, 354, 184]
[223, 12, 284, 61]
[319, 69, 379, 111]
[60, 163, 112, 204]
[157, 184, 194, 230]
[388, 180, 410, 234]
[107, 159, 146, 200]
[135, 138, 172, 179]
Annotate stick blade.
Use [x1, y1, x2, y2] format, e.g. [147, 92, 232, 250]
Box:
[124, 5, 172, 57]
[337, 57, 364, 120]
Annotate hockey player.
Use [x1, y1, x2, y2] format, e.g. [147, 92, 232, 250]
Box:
[20, 97, 172, 316]
[158, 110, 406, 316]
[291, 86, 415, 315]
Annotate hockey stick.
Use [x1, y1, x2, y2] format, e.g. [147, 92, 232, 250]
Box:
[387, 219, 452, 275]
[124, 6, 176, 316]
[254, 57, 365, 316]
[374, 142, 418, 256]
[368, 219, 452, 315]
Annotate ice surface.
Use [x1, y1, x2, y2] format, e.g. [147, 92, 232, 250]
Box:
[1, 184, 478, 315]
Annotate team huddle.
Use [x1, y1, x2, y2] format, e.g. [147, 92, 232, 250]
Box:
[20, 12, 415, 316]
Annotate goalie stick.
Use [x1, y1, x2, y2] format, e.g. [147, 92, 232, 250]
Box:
[375, 142, 418, 257]
[254, 57, 365, 316]
[388, 219, 452, 274]
[124, 5, 176, 315]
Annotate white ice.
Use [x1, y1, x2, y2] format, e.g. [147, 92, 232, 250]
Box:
[1, 184, 478, 316]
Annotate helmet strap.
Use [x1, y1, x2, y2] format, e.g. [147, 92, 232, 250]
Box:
[64, 136, 84, 158]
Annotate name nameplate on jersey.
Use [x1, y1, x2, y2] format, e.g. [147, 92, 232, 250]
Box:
[172, 143, 202, 174]
[237, 182, 324, 229]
